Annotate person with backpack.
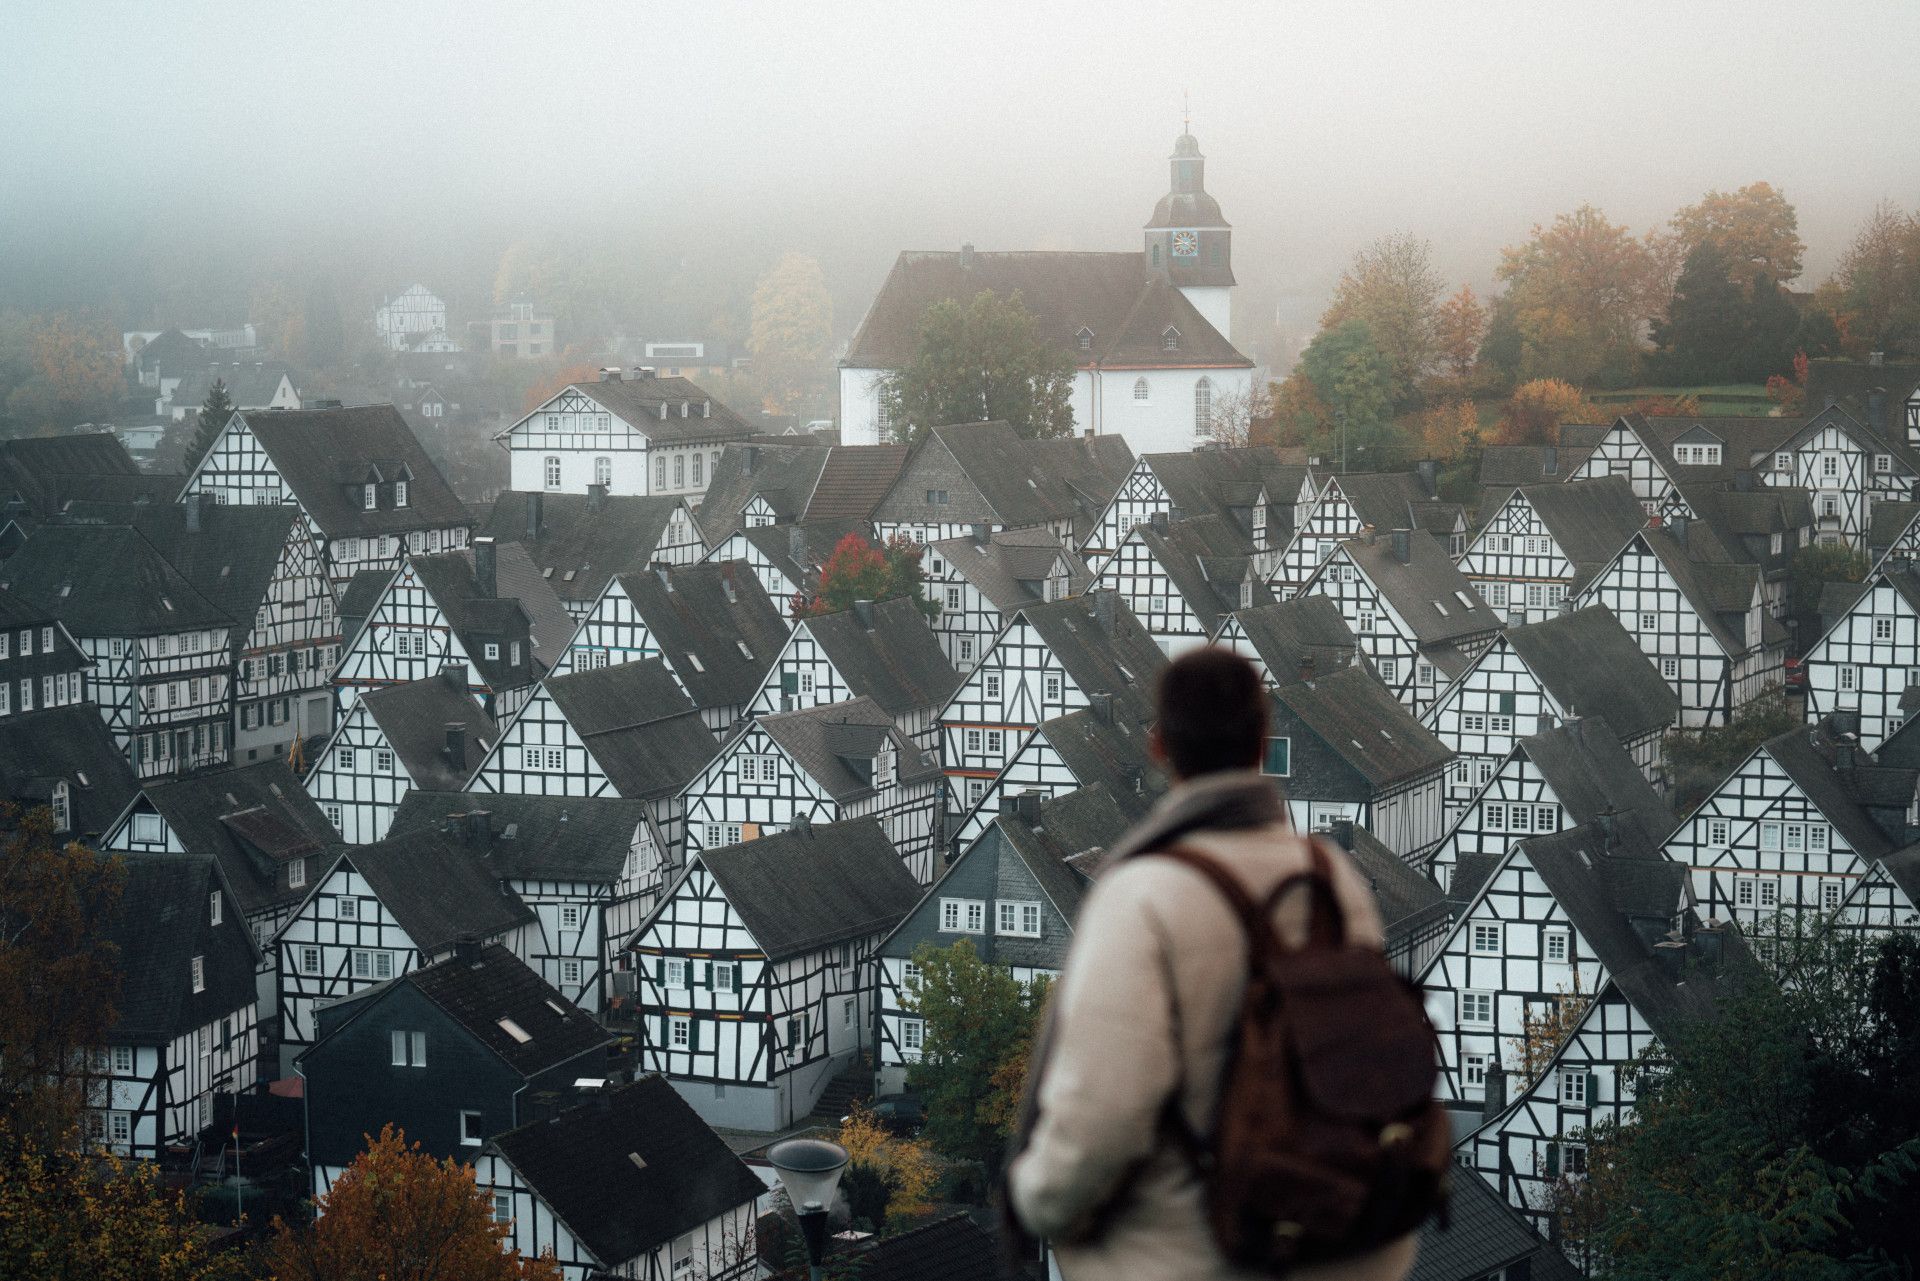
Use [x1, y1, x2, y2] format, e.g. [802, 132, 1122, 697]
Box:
[1005, 648, 1445, 1280]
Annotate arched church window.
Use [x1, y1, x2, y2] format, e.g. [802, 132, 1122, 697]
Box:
[1195, 378, 1214, 436]
[1133, 378, 1150, 402]
[1151, 244, 1161, 266]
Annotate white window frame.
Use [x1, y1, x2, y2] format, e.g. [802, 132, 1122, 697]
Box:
[1459, 991, 1493, 1027]
[996, 900, 1042, 938]
[1470, 922, 1502, 955]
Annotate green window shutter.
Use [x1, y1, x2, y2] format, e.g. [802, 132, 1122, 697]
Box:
[1544, 1143, 1560, 1178]
[1264, 737, 1290, 777]
[702, 962, 713, 988]
[690, 1019, 701, 1052]
[780, 671, 798, 695]
[654, 958, 664, 985]
[1587, 1072, 1600, 1104]
[1499, 692, 1516, 715]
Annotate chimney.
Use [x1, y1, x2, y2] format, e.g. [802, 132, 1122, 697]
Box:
[464, 810, 492, 846]
[1595, 808, 1618, 852]
[440, 661, 467, 692]
[1088, 691, 1114, 725]
[526, 491, 544, 540]
[587, 482, 607, 512]
[1542, 444, 1558, 476]
[1834, 734, 1858, 774]
[1328, 818, 1355, 851]
[184, 490, 207, 532]
[1390, 528, 1412, 564]
[720, 562, 737, 604]
[654, 563, 673, 593]
[1869, 387, 1888, 435]
[1415, 458, 1438, 498]
[1092, 588, 1118, 635]
[1506, 609, 1525, 629]
[971, 522, 989, 546]
[1298, 653, 1316, 684]
[788, 526, 807, 564]
[744, 445, 759, 475]
[1668, 514, 1689, 549]
[959, 242, 976, 269]
[1653, 938, 1687, 979]
[1149, 510, 1170, 534]
[1481, 1064, 1507, 1124]
[600, 367, 622, 382]
[638, 366, 657, 379]
[1169, 504, 1187, 524]
[1687, 920, 1726, 975]
[853, 598, 875, 629]
[444, 722, 466, 772]
[454, 934, 485, 964]
[473, 537, 497, 599]
[791, 815, 813, 839]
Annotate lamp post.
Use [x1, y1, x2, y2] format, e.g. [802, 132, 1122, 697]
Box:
[767, 1137, 849, 1281]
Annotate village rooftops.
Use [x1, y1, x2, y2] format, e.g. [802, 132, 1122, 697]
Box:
[358, 671, 501, 793]
[873, 421, 1133, 535]
[391, 791, 651, 886]
[1227, 596, 1359, 687]
[541, 659, 723, 800]
[930, 526, 1092, 614]
[695, 442, 828, 540]
[1131, 513, 1271, 633]
[1, 523, 232, 636]
[62, 499, 305, 633]
[1761, 723, 1914, 862]
[690, 816, 923, 960]
[0, 704, 138, 840]
[756, 697, 940, 802]
[230, 404, 469, 538]
[737, 518, 870, 595]
[1502, 477, 1646, 571]
[1014, 590, 1168, 704]
[326, 824, 535, 955]
[517, 372, 756, 446]
[410, 542, 574, 683]
[99, 854, 257, 1044]
[480, 491, 683, 614]
[1336, 823, 1449, 960]
[1335, 528, 1500, 646]
[991, 783, 1134, 911]
[802, 596, 962, 717]
[601, 561, 788, 712]
[1503, 606, 1680, 744]
[1128, 446, 1309, 537]
[1274, 665, 1454, 789]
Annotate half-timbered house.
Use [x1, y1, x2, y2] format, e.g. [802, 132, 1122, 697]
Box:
[628, 817, 922, 1130]
[1080, 445, 1310, 567]
[1572, 525, 1786, 728]
[1269, 470, 1453, 599]
[478, 489, 692, 619]
[699, 518, 865, 604]
[1662, 722, 1915, 950]
[694, 442, 829, 540]
[1091, 512, 1273, 655]
[476, 1076, 765, 1281]
[1836, 844, 1920, 941]
[0, 703, 139, 842]
[1761, 401, 1918, 549]
[1213, 595, 1361, 690]
[869, 421, 1132, 547]
[553, 559, 788, 732]
[1804, 359, 1920, 448]
[1299, 529, 1500, 715]
[1868, 499, 1920, 571]
[680, 697, 944, 882]
[1475, 433, 1603, 514]
[1456, 478, 1644, 626]
[924, 526, 1089, 672]
[1567, 413, 1793, 520]
[1268, 664, 1453, 856]
[748, 596, 960, 753]
[1, 523, 233, 777]
[1423, 717, 1677, 897]
[1802, 562, 1920, 748]
[1423, 606, 1679, 819]
[874, 786, 1127, 1094]
[178, 404, 472, 589]
[271, 817, 536, 1071]
[0, 585, 91, 722]
[936, 590, 1165, 815]
[87, 855, 260, 1159]
[304, 665, 499, 843]
[333, 538, 573, 722]
[299, 941, 615, 1195]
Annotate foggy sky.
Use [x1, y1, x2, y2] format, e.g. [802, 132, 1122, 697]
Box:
[5, 0, 1918, 346]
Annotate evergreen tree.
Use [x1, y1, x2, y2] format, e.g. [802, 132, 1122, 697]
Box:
[1653, 243, 1800, 385]
[187, 378, 234, 471]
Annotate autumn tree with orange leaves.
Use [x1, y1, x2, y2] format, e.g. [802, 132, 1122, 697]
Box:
[1431, 285, 1487, 391]
[1492, 379, 1604, 447]
[1417, 400, 1482, 462]
[264, 1125, 560, 1281]
[1670, 182, 1805, 294]
[1496, 205, 1670, 387]
[789, 532, 935, 621]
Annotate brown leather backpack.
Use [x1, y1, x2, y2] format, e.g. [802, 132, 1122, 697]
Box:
[1153, 838, 1451, 1273]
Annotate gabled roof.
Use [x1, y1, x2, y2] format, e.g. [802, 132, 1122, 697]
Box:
[572, 375, 755, 443]
[930, 527, 1092, 614]
[134, 759, 343, 917]
[1341, 826, 1448, 945]
[1274, 666, 1454, 788]
[804, 1213, 1012, 1281]
[337, 567, 393, 638]
[1140, 446, 1309, 529]
[1515, 476, 1646, 568]
[1034, 701, 1167, 822]
[1326, 472, 1435, 529]
[133, 329, 211, 374]
[756, 697, 939, 802]
[480, 492, 681, 612]
[232, 405, 469, 538]
[805, 444, 912, 523]
[844, 249, 1250, 370]
[391, 792, 649, 884]
[892, 422, 1133, 533]
[337, 827, 534, 954]
[1762, 726, 1905, 861]
[359, 674, 500, 792]
[101, 855, 257, 1043]
[1504, 607, 1679, 743]
[409, 543, 574, 683]
[692, 817, 922, 959]
[60, 500, 303, 632]
[1013, 591, 1168, 704]
[694, 444, 829, 542]
[1335, 530, 1499, 645]
[1628, 528, 1769, 656]
[1130, 514, 1270, 634]
[541, 660, 722, 800]
[399, 943, 612, 1078]
[604, 561, 787, 712]
[0, 704, 139, 840]
[736, 519, 869, 595]
[487, 1076, 762, 1269]
[1804, 358, 1920, 422]
[1225, 595, 1359, 686]
[1411, 1150, 1570, 1281]
[1, 524, 231, 635]
[801, 597, 961, 717]
[1876, 842, 1920, 908]
[1520, 718, 1677, 851]
[168, 361, 296, 411]
[1868, 500, 1920, 557]
[994, 784, 1135, 923]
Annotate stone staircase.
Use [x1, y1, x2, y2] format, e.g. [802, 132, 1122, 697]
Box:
[808, 1059, 874, 1124]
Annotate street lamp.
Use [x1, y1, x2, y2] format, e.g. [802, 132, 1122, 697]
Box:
[767, 1137, 849, 1280]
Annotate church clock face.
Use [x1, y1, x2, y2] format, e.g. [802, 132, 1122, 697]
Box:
[1172, 229, 1199, 258]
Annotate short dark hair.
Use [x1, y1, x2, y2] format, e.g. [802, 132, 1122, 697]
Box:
[1155, 647, 1268, 778]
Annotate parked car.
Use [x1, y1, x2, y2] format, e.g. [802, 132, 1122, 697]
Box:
[846, 1093, 925, 1136]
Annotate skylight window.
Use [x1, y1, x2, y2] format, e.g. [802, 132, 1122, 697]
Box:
[563, 570, 577, 582]
[1454, 590, 1474, 608]
[497, 1017, 531, 1044]
[1433, 600, 1449, 616]
[628, 1152, 648, 1171]
[543, 999, 568, 1017]
[543, 567, 554, 578]
[736, 642, 754, 659]
[687, 654, 706, 672]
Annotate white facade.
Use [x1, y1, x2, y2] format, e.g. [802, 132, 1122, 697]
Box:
[374, 285, 448, 351]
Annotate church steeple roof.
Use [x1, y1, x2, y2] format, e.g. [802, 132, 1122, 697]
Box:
[1145, 131, 1228, 230]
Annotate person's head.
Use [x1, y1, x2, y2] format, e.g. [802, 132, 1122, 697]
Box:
[1149, 647, 1268, 781]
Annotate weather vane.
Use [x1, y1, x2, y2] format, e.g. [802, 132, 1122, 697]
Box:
[1183, 89, 1190, 134]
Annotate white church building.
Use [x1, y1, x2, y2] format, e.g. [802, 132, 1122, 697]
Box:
[838, 131, 1254, 456]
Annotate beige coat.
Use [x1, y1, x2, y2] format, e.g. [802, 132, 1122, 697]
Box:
[1007, 780, 1419, 1281]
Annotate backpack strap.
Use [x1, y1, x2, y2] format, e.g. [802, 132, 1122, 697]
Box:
[1154, 839, 1349, 955]
[1153, 845, 1278, 954]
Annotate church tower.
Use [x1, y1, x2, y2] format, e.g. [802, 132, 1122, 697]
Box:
[1144, 129, 1234, 341]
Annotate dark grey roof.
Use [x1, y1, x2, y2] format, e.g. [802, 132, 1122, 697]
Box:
[1329, 472, 1436, 529]
[391, 791, 649, 884]
[1804, 358, 1920, 422]
[1341, 826, 1448, 943]
[337, 567, 392, 640]
[0, 434, 144, 520]
[803, 596, 962, 716]
[1521, 718, 1677, 849]
[605, 561, 787, 712]
[804, 445, 911, 524]
[555, 374, 755, 445]
[1275, 666, 1454, 788]
[128, 758, 341, 918]
[168, 361, 296, 411]
[692, 817, 922, 959]
[1035, 703, 1167, 822]
[488, 1075, 763, 1267]
[60, 500, 302, 633]
[1412, 1161, 1558, 1281]
[1877, 842, 1920, 906]
[480, 492, 680, 612]
[1504, 607, 1679, 743]
[1869, 500, 1920, 556]
[1226, 596, 1358, 686]
[359, 674, 501, 792]
[930, 527, 1092, 614]
[101, 855, 257, 1043]
[133, 329, 212, 375]
[756, 696, 938, 802]
[1628, 528, 1768, 656]
[236, 405, 470, 538]
[1132, 515, 1271, 634]
[1133, 447, 1309, 541]
[2, 524, 231, 635]
[881, 422, 1133, 534]
[1518, 476, 1645, 566]
[1334, 529, 1499, 645]
[821, 1213, 1012, 1281]
[0, 704, 139, 840]
[403, 943, 613, 1077]
[1763, 727, 1902, 861]
[409, 543, 575, 682]
[994, 784, 1134, 922]
[1476, 433, 1600, 490]
[1015, 591, 1168, 704]
[694, 443, 828, 542]
[339, 828, 534, 953]
[738, 519, 870, 595]
[541, 660, 722, 799]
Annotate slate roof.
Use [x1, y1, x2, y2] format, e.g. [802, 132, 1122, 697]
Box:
[1411, 1158, 1560, 1281]
[930, 527, 1092, 614]
[1631, 528, 1773, 656]
[694, 443, 828, 542]
[1517, 476, 1645, 568]
[1133, 446, 1310, 545]
[1275, 666, 1454, 789]
[541, 659, 722, 799]
[844, 249, 1251, 370]
[604, 561, 787, 712]
[805, 444, 912, 524]
[1477, 434, 1599, 490]
[338, 826, 534, 953]
[1521, 718, 1677, 851]
[1804, 358, 1920, 423]
[337, 566, 393, 646]
[1868, 500, 1920, 558]
[888, 422, 1133, 536]
[1132, 514, 1272, 634]
[802, 596, 962, 717]
[390, 791, 649, 884]
[691, 817, 922, 959]
[552, 375, 756, 446]
[134, 329, 212, 375]
[812, 1213, 1010, 1281]
[235, 405, 470, 538]
[480, 492, 681, 613]
[0, 704, 139, 839]
[995, 784, 1137, 924]
[1763, 726, 1904, 861]
[359, 674, 501, 792]
[756, 697, 939, 802]
[1504, 607, 1679, 743]
[0, 434, 143, 522]
[1035, 702, 1167, 823]
[1328, 472, 1437, 530]
[1877, 842, 1920, 908]
[1, 524, 231, 635]
[60, 500, 302, 633]
[409, 543, 574, 682]
[1227, 595, 1359, 686]
[1336, 529, 1500, 645]
[737, 519, 870, 595]
[134, 758, 343, 918]
[1341, 825, 1448, 946]
[1015, 591, 1168, 703]
[168, 361, 296, 411]
[402, 943, 612, 1078]
[101, 855, 257, 1043]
